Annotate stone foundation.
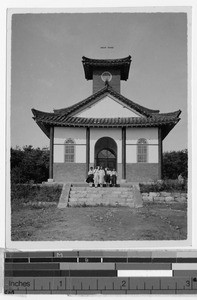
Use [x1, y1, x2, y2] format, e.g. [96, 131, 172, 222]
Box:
[142, 192, 187, 203]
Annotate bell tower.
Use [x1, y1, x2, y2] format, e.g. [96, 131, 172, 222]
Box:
[82, 56, 132, 94]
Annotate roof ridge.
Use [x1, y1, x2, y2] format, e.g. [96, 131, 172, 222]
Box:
[106, 86, 160, 116]
[65, 114, 180, 121]
[82, 55, 131, 63]
[32, 88, 181, 121]
[53, 85, 160, 117]
[53, 85, 109, 115]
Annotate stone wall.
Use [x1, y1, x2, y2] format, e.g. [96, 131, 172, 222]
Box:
[142, 192, 187, 203]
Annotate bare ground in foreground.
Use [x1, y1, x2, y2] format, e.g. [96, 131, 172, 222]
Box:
[11, 202, 187, 241]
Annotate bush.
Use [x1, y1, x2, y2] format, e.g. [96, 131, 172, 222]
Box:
[11, 184, 63, 211]
[163, 149, 188, 179]
[139, 179, 187, 193]
[11, 146, 50, 184]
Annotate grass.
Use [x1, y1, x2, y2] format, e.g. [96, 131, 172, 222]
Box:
[11, 202, 187, 241]
[10, 182, 187, 241]
[139, 179, 187, 193]
[11, 183, 63, 211]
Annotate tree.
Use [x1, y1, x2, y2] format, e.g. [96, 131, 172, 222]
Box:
[11, 146, 50, 184]
[162, 149, 188, 179]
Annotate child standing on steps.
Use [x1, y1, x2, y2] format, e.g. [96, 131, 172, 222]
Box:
[104, 167, 111, 187]
[99, 166, 105, 187]
[111, 169, 117, 187]
[94, 166, 100, 188]
[86, 166, 94, 187]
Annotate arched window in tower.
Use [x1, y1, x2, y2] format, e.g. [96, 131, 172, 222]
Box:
[137, 138, 148, 163]
[64, 138, 75, 162]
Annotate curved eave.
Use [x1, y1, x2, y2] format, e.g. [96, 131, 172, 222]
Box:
[34, 116, 180, 131]
[32, 118, 51, 138]
[161, 118, 181, 140]
[32, 108, 181, 139]
[153, 109, 182, 119]
[82, 55, 131, 63]
[32, 108, 54, 138]
[33, 119, 180, 140]
[32, 108, 55, 118]
[82, 55, 132, 80]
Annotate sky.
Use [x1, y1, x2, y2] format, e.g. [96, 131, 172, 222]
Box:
[10, 11, 188, 151]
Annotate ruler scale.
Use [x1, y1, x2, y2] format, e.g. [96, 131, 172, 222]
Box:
[4, 251, 197, 294]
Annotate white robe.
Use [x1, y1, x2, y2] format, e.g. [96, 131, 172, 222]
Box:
[94, 169, 100, 185]
[99, 169, 105, 184]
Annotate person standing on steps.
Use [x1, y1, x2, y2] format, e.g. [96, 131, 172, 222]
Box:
[104, 167, 111, 187]
[86, 166, 94, 187]
[94, 166, 100, 188]
[99, 166, 105, 187]
[111, 169, 117, 187]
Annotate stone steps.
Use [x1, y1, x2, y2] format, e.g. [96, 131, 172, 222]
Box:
[70, 189, 132, 191]
[68, 185, 142, 208]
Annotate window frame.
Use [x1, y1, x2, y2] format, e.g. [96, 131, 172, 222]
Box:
[137, 138, 148, 163]
[64, 138, 75, 163]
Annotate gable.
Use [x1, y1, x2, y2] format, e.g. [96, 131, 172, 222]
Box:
[74, 95, 142, 118]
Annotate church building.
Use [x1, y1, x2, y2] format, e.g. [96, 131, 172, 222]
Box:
[32, 56, 181, 183]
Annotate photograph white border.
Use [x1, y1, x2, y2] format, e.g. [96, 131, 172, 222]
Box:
[2, 1, 197, 252]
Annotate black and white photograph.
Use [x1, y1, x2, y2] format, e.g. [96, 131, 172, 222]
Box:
[7, 7, 190, 244]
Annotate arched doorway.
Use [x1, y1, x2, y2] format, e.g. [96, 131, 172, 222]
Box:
[95, 137, 117, 170]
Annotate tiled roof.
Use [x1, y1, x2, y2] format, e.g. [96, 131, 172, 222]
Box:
[82, 56, 131, 63]
[32, 108, 181, 140]
[53, 85, 159, 117]
[32, 111, 181, 128]
[32, 85, 181, 140]
[82, 55, 132, 80]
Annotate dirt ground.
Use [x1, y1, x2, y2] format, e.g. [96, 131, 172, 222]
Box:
[11, 202, 187, 241]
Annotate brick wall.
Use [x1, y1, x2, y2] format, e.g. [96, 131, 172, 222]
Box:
[89, 163, 122, 181]
[93, 68, 121, 93]
[54, 163, 86, 183]
[54, 162, 159, 183]
[126, 163, 159, 182]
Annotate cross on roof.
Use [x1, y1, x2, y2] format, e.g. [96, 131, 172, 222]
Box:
[100, 46, 114, 49]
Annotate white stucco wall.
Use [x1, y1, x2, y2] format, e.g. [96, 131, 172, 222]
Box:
[126, 127, 158, 142]
[74, 95, 141, 118]
[126, 145, 136, 163]
[126, 128, 158, 163]
[54, 127, 86, 142]
[54, 145, 64, 163]
[53, 126, 159, 164]
[54, 127, 86, 163]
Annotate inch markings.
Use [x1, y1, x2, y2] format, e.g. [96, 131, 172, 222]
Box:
[4, 276, 197, 294]
[4, 251, 197, 294]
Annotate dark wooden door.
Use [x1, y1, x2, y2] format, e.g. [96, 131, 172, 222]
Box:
[96, 149, 116, 170]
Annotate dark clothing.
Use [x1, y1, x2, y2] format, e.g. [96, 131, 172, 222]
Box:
[86, 174, 94, 183]
[105, 173, 111, 184]
[111, 174, 117, 186]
